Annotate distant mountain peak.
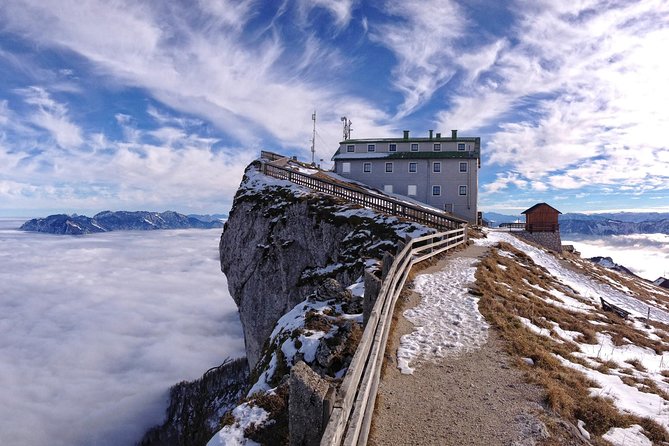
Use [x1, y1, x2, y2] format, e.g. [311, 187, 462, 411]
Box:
[20, 211, 223, 235]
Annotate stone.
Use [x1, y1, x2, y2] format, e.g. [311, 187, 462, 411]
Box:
[289, 361, 331, 446]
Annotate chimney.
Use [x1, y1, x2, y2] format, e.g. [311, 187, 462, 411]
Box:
[451, 129, 458, 139]
[403, 130, 410, 139]
[435, 132, 441, 139]
[429, 130, 433, 139]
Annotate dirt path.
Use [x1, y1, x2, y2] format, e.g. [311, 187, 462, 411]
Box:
[368, 244, 549, 446]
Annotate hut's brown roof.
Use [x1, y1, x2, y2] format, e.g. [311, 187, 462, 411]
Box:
[521, 203, 562, 215]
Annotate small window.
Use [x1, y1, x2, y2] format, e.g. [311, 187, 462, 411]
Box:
[342, 162, 351, 173]
[459, 185, 467, 195]
[444, 203, 453, 213]
[433, 162, 441, 173]
[432, 185, 441, 196]
[389, 143, 397, 152]
[459, 162, 467, 172]
[363, 162, 371, 173]
[410, 143, 419, 152]
[408, 162, 417, 173]
[385, 162, 393, 172]
[384, 185, 393, 194]
[457, 143, 466, 151]
[407, 185, 417, 196]
[346, 144, 354, 152]
[433, 143, 441, 152]
[367, 144, 376, 152]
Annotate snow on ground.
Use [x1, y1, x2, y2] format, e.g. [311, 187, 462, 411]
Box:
[206, 403, 268, 446]
[478, 229, 669, 437]
[558, 355, 669, 429]
[481, 231, 669, 324]
[603, 425, 652, 446]
[397, 257, 487, 374]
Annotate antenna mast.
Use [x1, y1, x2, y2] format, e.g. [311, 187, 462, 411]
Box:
[311, 110, 316, 164]
[340, 116, 352, 140]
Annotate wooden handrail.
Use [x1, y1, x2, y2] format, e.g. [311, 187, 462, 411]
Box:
[260, 161, 467, 231]
[321, 228, 467, 445]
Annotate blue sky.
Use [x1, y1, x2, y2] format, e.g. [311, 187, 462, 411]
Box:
[1, 0, 668, 217]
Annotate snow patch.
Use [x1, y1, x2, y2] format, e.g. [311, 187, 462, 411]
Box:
[602, 424, 652, 446]
[397, 257, 487, 374]
[206, 403, 268, 446]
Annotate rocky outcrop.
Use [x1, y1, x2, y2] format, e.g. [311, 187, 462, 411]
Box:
[220, 164, 430, 368]
[289, 361, 332, 446]
[138, 358, 248, 446]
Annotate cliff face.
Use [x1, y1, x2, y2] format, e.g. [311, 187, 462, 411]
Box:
[220, 164, 430, 368]
[138, 358, 249, 446]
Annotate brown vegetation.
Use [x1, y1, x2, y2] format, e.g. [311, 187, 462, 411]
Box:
[475, 241, 669, 443]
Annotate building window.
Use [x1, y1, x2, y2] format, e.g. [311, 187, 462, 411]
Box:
[384, 185, 393, 194]
[408, 162, 417, 173]
[385, 162, 393, 173]
[432, 185, 441, 196]
[346, 144, 354, 152]
[433, 162, 441, 173]
[407, 185, 417, 196]
[444, 203, 453, 213]
[389, 143, 397, 152]
[459, 185, 467, 195]
[368, 144, 376, 152]
[459, 162, 467, 172]
[433, 143, 441, 152]
[410, 143, 419, 152]
[342, 162, 351, 173]
[363, 162, 371, 173]
[458, 143, 466, 151]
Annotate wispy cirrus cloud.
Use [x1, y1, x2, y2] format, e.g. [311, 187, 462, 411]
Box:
[0, 0, 386, 160]
[369, 0, 466, 118]
[451, 0, 669, 205]
[15, 86, 83, 148]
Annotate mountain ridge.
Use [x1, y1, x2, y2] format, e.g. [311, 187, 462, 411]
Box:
[20, 210, 223, 235]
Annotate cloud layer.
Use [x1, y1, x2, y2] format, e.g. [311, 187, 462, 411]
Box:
[0, 223, 244, 446]
[563, 233, 669, 281]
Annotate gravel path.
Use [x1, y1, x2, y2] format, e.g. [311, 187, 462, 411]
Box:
[368, 245, 550, 446]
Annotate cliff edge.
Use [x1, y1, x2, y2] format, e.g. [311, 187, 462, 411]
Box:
[220, 162, 430, 368]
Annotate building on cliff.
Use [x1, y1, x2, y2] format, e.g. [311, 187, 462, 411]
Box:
[331, 129, 480, 223]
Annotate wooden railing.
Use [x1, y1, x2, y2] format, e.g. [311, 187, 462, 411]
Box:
[499, 222, 560, 233]
[321, 228, 467, 446]
[260, 150, 289, 162]
[499, 222, 524, 230]
[261, 162, 467, 231]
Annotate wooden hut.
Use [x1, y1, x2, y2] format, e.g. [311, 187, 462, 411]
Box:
[522, 203, 561, 233]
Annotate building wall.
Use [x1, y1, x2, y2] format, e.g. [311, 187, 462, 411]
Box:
[524, 204, 560, 232]
[334, 157, 478, 223]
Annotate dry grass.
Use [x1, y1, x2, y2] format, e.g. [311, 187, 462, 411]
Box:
[476, 242, 669, 443]
[625, 358, 647, 372]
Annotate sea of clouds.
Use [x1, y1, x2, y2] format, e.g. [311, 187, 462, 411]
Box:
[0, 219, 245, 446]
[562, 233, 669, 281]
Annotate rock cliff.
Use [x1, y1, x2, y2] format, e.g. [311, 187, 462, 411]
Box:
[220, 163, 430, 368]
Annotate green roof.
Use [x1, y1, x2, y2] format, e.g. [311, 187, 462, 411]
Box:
[333, 151, 480, 160]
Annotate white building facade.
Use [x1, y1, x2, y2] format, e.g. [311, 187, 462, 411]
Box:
[331, 130, 480, 223]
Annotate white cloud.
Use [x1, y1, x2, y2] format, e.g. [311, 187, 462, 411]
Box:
[369, 0, 466, 118]
[298, 0, 357, 28]
[563, 233, 669, 281]
[445, 0, 669, 194]
[16, 86, 83, 148]
[0, 226, 245, 446]
[0, 0, 390, 154]
[0, 102, 254, 214]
